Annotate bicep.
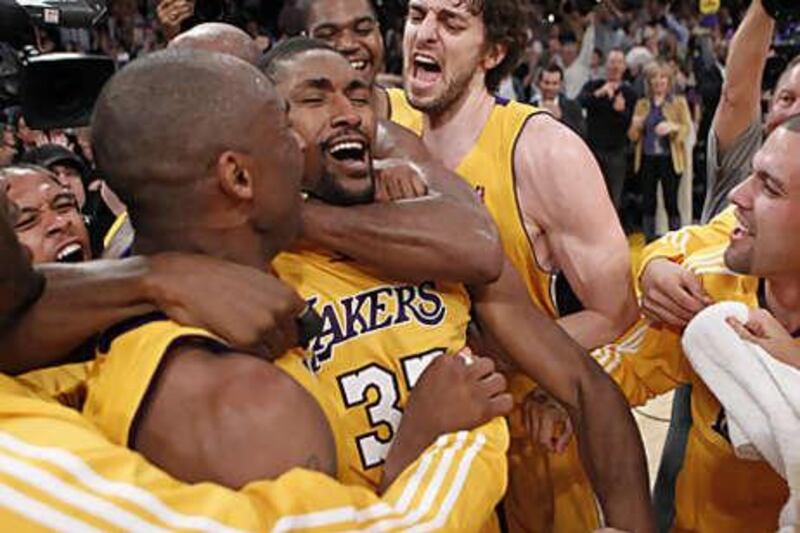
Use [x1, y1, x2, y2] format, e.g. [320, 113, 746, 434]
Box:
[516, 120, 633, 317]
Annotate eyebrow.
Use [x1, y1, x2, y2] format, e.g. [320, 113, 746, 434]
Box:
[346, 79, 371, 92]
[757, 170, 787, 193]
[296, 78, 334, 91]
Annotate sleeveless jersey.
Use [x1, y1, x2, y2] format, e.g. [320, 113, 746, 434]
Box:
[273, 244, 472, 489]
[81, 313, 347, 478]
[388, 88, 599, 532]
[593, 243, 788, 532]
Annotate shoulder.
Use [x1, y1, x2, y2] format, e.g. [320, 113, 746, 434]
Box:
[517, 113, 588, 161]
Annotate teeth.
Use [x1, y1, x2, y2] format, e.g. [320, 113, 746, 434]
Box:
[350, 60, 367, 70]
[57, 243, 81, 261]
[330, 141, 364, 154]
[414, 54, 438, 67]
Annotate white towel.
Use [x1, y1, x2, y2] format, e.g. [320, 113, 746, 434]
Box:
[682, 302, 800, 532]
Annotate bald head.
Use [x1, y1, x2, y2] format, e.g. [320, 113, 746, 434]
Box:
[91, 49, 285, 219]
[169, 23, 261, 66]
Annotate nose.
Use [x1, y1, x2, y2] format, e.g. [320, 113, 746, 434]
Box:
[335, 29, 359, 55]
[330, 93, 362, 129]
[729, 174, 755, 211]
[416, 11, 438, 44]
[44, 209, 71, 238]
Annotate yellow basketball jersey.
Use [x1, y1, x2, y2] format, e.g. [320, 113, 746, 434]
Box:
[388, 88, 599, 532]
[0, 372, 508, 531]
[593, 245, 788, 532]
[273, 244, 472, 489]
[81, 313, 346, 476]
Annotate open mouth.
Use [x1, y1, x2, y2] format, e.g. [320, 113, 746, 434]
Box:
[412, 52, 442, 84]
[55, 242, 84, 263]
[731, 212, 754, 240]
[325, 137, 370, 175]
[349, 59, 369, 71]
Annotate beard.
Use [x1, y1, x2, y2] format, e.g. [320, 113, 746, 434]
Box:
[724, 244, 753, 275]
[312, 169, 375, 207]
[406, 61, 478, 116]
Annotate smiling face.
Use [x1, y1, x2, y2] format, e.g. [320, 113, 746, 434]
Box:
[725, 126, 800, 276]
[402, 0, 494, 115]
[273, 48, 376, 206]
[2, 168, 90, 265]
[306, 0, 384, 84]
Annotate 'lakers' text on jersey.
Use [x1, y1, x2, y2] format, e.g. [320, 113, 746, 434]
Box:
[273, 245, 472, 488]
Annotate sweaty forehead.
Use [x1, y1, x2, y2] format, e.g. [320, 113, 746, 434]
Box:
[409, 0, 478, 15]
[758, 129, 800, 186]
[778, 63, 800, 93]
[308, 0, 375, 28]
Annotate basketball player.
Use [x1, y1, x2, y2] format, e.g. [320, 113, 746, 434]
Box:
[590, 114, 800, 532]
[81, 48, 511, 526]
[262, 36, 652, 532]
[278, 3, 646, 530]
[0, 182, 513, 531]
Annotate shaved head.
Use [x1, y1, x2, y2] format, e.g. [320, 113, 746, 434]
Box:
[91, 49, 304, 261]
[169, 23, 262, 65]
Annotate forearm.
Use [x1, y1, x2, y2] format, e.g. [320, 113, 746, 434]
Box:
[302, 197, 501, 285]
[572, 368, 655, 532]
[0, 258, 156, 374]
[714, 0, 773, 140]
[557, 304, 637, 350]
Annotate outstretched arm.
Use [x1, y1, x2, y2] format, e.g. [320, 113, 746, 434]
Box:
[470, 260, 654, 533]
[301, 119, 502, 285]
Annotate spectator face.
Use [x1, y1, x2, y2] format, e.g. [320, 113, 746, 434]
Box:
[606, 50, 626, 82]
[538, 70, 562, 101]
[403, 0, 493, 114]
[725, 127, 800, 276]
[50, 163, 86, 208]
[0, 129, 15, 166]
[591, 49, 601, 69]
[275, 50, 376, 205]
[766, 63, 800, 134]
[647, 65, 671, 98]
[3, 169, 90, 264]
[306, 0, 385, 85]
[561, 42, 577, 67]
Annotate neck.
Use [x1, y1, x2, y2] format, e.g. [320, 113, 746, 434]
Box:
[421, 81, 495, 170]
[765, 276, 800, 333]
[133, 224, 271, 270]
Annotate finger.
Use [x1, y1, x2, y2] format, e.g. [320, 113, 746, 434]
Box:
[479, 372, 507, 398]
[725, 316, 760, 343]
[466, 356, 495, 380]
[748, 308, 789, 339]
[649, 290, 695, 322]
[539, 412, 557, 452]
[397, 175, 416, 199]
[374, 180, 390, 203]
[555, 417, 574, 454]
[642, 299, 687, 328]
[411, 176, 428, 197]
[489, 393, 514, 417]
[681, 271, 713, 306]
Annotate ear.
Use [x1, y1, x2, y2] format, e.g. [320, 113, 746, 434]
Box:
[482, 42, 508, 72]
[216, 150, 255, 202]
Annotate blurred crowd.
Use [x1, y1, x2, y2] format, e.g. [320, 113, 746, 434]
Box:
[0, 0, 793, 242]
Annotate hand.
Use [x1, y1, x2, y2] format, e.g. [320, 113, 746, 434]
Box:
[380, 347, 512, 491]
[631, 115, 646, 131]
[405, 348, 513, 438]
[640, 258, 713, 327]
[655, 121, 675, 137]
[727, 309, 800, 369]
[593, 82, 617, 99]
[373, 158, 428, 202]
[522, 388, 573, 454]
[145, 253, 307, 360]
[613, 92, 626, 113]
[157, 0, 193, 39]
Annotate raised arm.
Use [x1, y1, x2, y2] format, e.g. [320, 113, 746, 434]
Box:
[470, 260, 655, 533]
[713, 0, 774, 153]
[300, 119, 503, 285]
[516, 116, 638, 349]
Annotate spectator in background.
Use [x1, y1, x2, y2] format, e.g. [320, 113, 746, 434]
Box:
[0, 124, 16, 166]
[579, 49, 636, 210]
[532, 63, 587, 138]
[629, 60, 692, 241]
[590, 47, 604, 82]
